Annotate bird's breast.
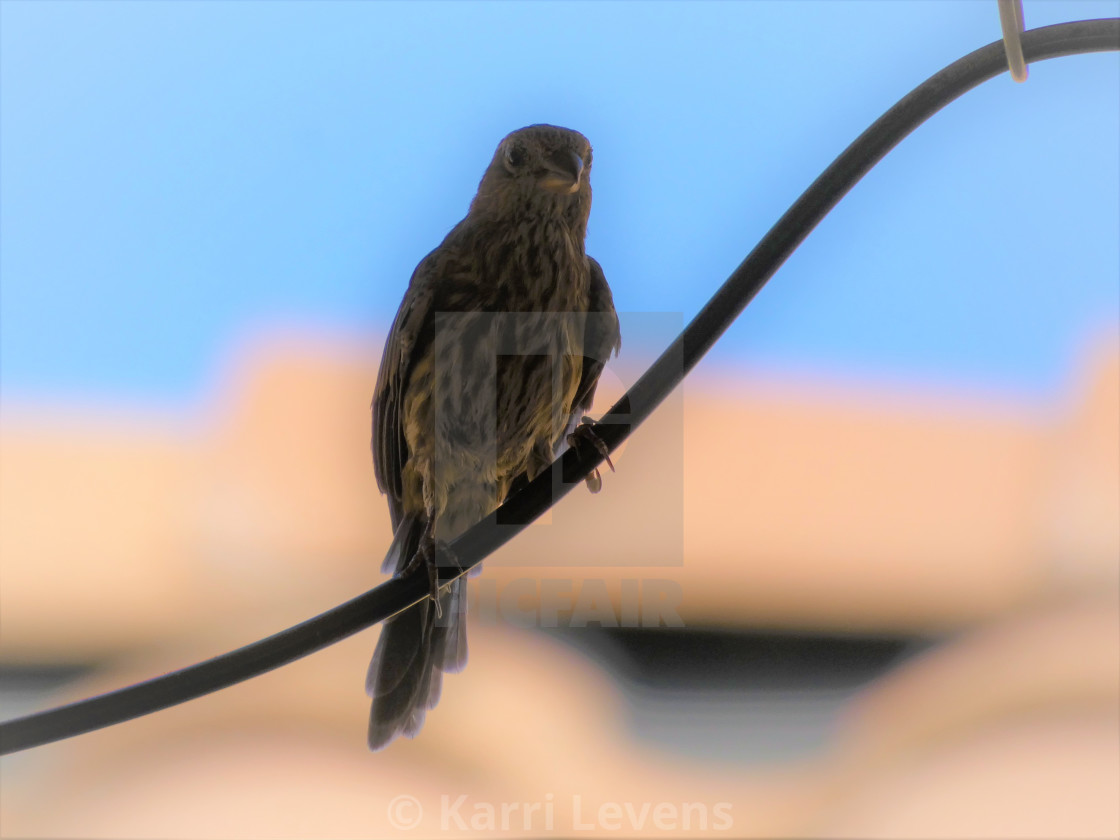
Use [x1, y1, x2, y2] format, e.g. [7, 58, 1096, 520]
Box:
[472, 220, 588, 312]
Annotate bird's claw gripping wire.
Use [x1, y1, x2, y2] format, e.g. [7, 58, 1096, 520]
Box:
[399, 534, 462, 619]
[567, 415, 614, 494]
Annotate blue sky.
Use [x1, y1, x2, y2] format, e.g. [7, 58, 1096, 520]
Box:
[1, 1, 1117, 404]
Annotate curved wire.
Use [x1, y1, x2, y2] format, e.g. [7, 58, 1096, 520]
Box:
[2, 18, 1117, 756]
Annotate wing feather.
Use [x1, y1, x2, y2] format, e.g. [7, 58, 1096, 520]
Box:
[571, 255, 621, 420]
[372, 255, 437, 529]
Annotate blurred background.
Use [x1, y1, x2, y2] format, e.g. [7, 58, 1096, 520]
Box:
[1, 1, 1117, 837]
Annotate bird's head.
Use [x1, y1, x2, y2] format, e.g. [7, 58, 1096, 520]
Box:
[470, 125, 593, 228]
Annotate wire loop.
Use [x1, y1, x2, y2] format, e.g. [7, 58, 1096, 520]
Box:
[998, 0, 1029, 82]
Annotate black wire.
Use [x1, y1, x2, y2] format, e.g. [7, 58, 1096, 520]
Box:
[2, 19, 1117, 757]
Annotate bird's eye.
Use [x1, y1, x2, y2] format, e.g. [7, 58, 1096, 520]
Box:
[504, 145, 527, 171]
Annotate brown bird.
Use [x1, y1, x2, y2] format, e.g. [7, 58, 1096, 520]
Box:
[367, 124, 621, 749]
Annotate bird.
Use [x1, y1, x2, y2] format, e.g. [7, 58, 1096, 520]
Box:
[366, 124, 621, 749]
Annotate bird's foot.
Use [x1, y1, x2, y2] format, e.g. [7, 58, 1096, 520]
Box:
[399, 536, 460, 619]
[567, 415, 614, 494]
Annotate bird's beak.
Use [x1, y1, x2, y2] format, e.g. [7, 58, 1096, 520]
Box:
[538, 149, 584, 194]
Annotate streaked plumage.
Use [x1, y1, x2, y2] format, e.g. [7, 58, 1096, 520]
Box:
[367, 124, 620, 749]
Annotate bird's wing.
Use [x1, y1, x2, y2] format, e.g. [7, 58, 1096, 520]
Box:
[571, 255, 621, 419]
[372, 255, 437, 529]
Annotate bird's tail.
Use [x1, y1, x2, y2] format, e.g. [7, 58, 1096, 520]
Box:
[366, 513, 468, 750]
